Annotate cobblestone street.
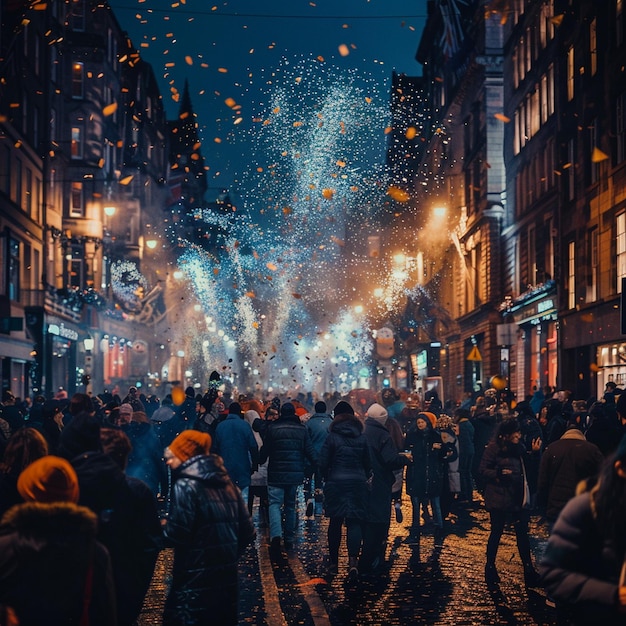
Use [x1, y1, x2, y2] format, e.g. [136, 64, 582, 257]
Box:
[139, 492, 559, 625]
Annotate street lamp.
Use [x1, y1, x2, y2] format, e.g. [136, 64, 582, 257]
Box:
[82, 334, 94, 393]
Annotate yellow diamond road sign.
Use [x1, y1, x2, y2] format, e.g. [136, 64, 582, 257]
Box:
[467, 346, 482, 361]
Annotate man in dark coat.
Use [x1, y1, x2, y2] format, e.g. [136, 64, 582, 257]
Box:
[304, 400, 332, 517]
[58, 412, 161, 626]
[260, 402, 317, 551]
[360, 403, 409, 575]
[0, 390, 24, 435]
[163, 430, 255, 625]
[536, 423, 604, 523]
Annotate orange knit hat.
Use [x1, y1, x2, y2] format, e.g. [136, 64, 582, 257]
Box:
[418, 411, 438, 428]
[168, 430, 212, 462]
[17, 456, 80, 503]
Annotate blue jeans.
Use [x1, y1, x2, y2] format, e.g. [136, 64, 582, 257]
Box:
[411, 495, 443, 528]
[268, 484, 298, 542]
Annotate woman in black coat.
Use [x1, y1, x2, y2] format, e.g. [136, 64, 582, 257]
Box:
[318, 408, 370, 579]
[479, 418, 542, 588]
[163, 430, 255, 626]
[539, 440, 626, 624]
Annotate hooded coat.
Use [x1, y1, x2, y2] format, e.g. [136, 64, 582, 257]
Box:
[405, 422, 450, 498]
[0, 501, 116, 626]
[163, 454, 255, 626]
[318, 413, 370, 520]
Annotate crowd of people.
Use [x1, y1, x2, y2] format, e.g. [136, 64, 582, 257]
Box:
[0, 378, 626, 624]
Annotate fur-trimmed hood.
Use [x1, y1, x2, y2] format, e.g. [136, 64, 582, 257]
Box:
[1, 500, 98, 538]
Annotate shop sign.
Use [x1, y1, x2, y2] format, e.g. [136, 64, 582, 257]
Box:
[47, 322, 78, 341]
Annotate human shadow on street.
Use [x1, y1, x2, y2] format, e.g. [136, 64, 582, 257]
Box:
[486, 582, 519, 625]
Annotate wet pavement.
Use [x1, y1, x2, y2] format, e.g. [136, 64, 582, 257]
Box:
[139, 492, 560, 625]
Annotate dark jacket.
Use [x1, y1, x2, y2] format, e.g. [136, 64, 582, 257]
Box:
[164, 454, 255, 626]
[536, 429, 604, 521]
[479, 440, 529, 513]
[213, 413, 259, 490]
[0, 501, 116, 626]
[540, 492, 624, 625]
[456, 417, 475, 457]
[151, 407, 188, 450]
[69, 451, 161, 625]
[362, 418, 408, 524]
[405, 424, 450, 498]
[318, 414, 370, 520]
[305, 412, 332, 472]
[260, 415, 317, 485]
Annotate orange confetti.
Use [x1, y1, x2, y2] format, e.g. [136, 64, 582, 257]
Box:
[225, 97, 237, 108]
[387, 186, 410, 202]
[185, 56, 193, 65]
[102, 102, 117, 117]
[405, 127, 417, 140]
[292, 293, 302, 299]
[214, 137, 222, 143]
[316, 55, 325, 62]
[119, 175, 134, 185]
[245, 291, 256, 298]
[266, 263, 278, 271]
[322, 188, 335, 200]
[551, 14, 564, 26]
[365, 97, 372, 104]
[336, 160, 346, 167]
[591, 147, 609, 162]
[282, 206, 292, 214]
[338, 44, 350, 57]
[217, 67, 228, 73]
[330, 236, 345, 247]
[213, 268, 219, 275]
[494, 112, 511, 123]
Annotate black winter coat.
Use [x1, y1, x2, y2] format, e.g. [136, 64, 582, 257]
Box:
[536, 430, 604, 521]
[362, 418, 407, 524]
[318, 414, 370, 520]
[69, 451, 162, 625]
[405, 425, 451, 498]
[0, 501, 116, 626]
[260, 416, 317, 485]
[479, 440, 529, 513]
[540, 492, 625, 624]
[164, 454, 255, 626]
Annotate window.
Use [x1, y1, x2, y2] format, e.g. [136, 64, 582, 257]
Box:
[72, 62, 84, 98]
[8, 237, 20, 302]
[589, 119, 599, 184]
[528, 225, 537, 286]
[587, 227, 598, 302]
[618, 213, 626, 293]
[567, 139, 575, 201]
[71, 125, 83, 159]
[568, 240, 576, 309]
[547, 63, 555, 116]
[68, 246, 84, 289]
[545, 217, 555, 279]
[71, 0, 85, 31]
[617, 93, 626, 164]
[15, 158, 22, 207]
[567, 46, 575, 101]
[70, 181, 84, 217]
[25, 168, 32, 216]
[590, 18, 597, 76]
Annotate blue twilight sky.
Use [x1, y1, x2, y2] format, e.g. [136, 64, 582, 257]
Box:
[109, 0, 429, 193]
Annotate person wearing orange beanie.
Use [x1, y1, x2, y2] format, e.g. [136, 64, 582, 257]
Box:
[0, 455, 116, 625]
[162, 428, 255, 625]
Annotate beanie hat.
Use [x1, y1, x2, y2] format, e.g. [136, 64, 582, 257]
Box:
[18, 456, 79, 503]
[366, 403, 388, 424]
[281, 402, 296, 419]
[58, 413, 102, 458]
[169, 430, 212, 462]
[185, 386, 195, 398]
[418, 412, 437, 428]
[333, 400, 354, 416]
[315, 401, 327, 413]
[119, 403, 133, 415]
[498, 418, 521, 438]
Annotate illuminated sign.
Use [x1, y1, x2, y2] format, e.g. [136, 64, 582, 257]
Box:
[47, 322, 78, 341]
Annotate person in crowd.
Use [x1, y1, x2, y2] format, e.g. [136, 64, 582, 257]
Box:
[122, 410, 168, 498]
[0, 428, 48, 518]
[454, 407, 475, 504]
[33, 399, 65, 454]
[122, 385, 146, 413]
[471, 396, 497, 494]
[317, 399, 370, 581]
[0, 456, 116, 625]
[383, 404, 406, 524]
[163, 430, 255, 625]
[213, 402, 259, 502]
[540, 437, 626, 624]
[536, 420, 604, 524]
[398, 394, 421, 434]
[260, 402, 317, 552]
[151, 394, 188, 451]
[58, 412, 161, 626]
[63, 392, 95, 427]
[479, 418, 542, 589]
[0, 390, 24, 436]
[542, 398, 568, 446]
[514, 400, 544, 508]
[437, 414, 460, 519]
[244, 409, 269, 522]
[176, 387, 197, 425]
[193, 395, 217, 435]
[405, 412, 453, 535]
[423, 389, 443, 417]
[304, 400, 332, 518]
[360, 402, 409, 575]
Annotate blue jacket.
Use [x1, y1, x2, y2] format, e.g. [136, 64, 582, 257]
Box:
[213, 414, 259, 489]
[305, 412, 332, 456]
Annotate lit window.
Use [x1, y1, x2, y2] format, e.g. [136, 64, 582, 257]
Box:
[70, 181, 83, 217]
[617, 213, 626, 293]
[72, 62, 84, 98]
[568, 241, 576, 309]
[71, 125, 83, 159]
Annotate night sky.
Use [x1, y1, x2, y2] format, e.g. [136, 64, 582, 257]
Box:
[109, 0, 428, 192]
